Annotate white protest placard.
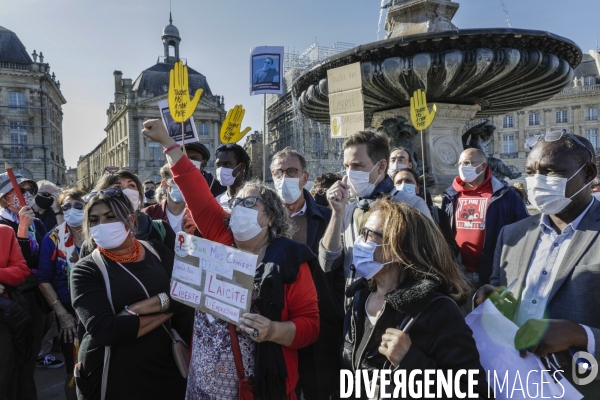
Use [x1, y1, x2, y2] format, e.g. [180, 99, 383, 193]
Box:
[250, 46, 284, 95]
[171, 232, 258, 326]
[327, 62, 365, 138]
[158, 99, 199, 145]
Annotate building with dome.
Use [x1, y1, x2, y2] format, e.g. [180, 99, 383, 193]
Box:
[0, 25, 67, 184]
[77, 15, 226, 190]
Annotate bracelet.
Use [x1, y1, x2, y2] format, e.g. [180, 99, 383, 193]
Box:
[50, 299, 59, 308]
[157, 293, 170, 313]
[124, 305, 139, 317]
[163, 143, 180, 154]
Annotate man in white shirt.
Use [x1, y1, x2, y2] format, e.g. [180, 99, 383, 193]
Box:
[475, 131, 599, 396]
[213, 144, 249, 212]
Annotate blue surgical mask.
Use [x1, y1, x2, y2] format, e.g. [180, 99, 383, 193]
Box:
[352, 236, 392, 279]
[169, 184, 184, 203]
[395, 183, 416, 195]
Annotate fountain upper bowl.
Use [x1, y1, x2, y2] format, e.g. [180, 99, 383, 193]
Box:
[293, 28, 582, 125]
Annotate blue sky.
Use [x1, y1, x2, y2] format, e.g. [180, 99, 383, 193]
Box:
[1, 0, 598, 168]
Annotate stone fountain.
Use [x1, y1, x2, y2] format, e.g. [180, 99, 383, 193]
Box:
[293, 0, 582, 190]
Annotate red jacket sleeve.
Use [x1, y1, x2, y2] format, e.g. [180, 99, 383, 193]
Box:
[286, 262, 320, 349]
[0, 225, 30, 286]
[171, 157, 233, 245]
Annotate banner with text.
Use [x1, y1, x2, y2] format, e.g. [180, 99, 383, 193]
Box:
[327, 62, 364, 138]
[170, 232, 258, 326]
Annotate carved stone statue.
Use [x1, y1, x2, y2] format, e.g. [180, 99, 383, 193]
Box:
[462, 120, 522, 184]
[429, 4, 458, 33]
[375, 116, 435, 186]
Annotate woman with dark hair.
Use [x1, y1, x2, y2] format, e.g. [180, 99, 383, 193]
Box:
[342, 199, 490, 398]
[70, 189, 188, 400]
[142, 119, 320, 400]
[38, 188, 88, 400]
[80, 170, 176, 256]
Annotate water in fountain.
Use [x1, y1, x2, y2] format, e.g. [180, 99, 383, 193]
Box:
[376, 0, 386, 40]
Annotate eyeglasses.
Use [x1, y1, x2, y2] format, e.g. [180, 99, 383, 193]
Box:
[271, 167, 304, 179]
[20, 187, 36, 196]
[37, 191, 52, 198]
[104, 166, 137, 174]
[525, 129, 594, 162]
[228, 196, 265, 209]
[83, 187, 124, 203]
[456, 161, 483, 167]
[360, 226, 383, 242]
[61, 202, 84, 211]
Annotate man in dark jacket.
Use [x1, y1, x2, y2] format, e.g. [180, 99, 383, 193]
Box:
[440, 148, 528, 287]
[270, 148, 345, 400]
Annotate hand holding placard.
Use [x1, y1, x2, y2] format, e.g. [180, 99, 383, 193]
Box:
[410, 89, 437, 130]
[220, 105, 251, 144]
[169, 60, 203, 123]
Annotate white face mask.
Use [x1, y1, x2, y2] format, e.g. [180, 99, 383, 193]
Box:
[593, 192, 600, 200]
[388, 163, 408, 176]
[352, 236, 391, 279]
[64, 209, 84, 227]
[525, 164, 591, 215]
[90, 221, 130, 249]
[229, 205, 266, 241]
[395, 182, 416, 195]
[458, 164, 484, 183]
[347, 163, 380, 198]
[190, 160, 203, 171]
[274, 177, 302, 204]
[216, 165, 240, 187]
[122, 188, 140, 210]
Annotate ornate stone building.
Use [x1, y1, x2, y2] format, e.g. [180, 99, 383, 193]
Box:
[0, 26, 67, 184]
[492, 50, 600, 172]
[77, 16, 226, 190]
[243, 131, 264, 181]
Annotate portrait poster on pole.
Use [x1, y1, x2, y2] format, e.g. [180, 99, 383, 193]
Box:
[158, 99, 199, 144]
[250, 46, 284, 95]
[170, 232, 258, 326]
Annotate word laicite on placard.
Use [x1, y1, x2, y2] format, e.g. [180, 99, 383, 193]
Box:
[168, 60, 203, 123]
[410, 89, 437, 131]
[220, 105, 252, 144]
[170, 232, 258, 326]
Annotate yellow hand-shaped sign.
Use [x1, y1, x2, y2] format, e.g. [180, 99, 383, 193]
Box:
[220, 105, 252, 144]
[169, 60, 203, 123]
[410, 89, 437, 130]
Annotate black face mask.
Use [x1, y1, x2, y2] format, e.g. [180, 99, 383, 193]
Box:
[145, 190, 155, 199]
[314, 193, 329, 207]
[35, 195, 54, 210]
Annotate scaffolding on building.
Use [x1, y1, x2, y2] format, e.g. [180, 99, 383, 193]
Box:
[265, 40, 355, 181]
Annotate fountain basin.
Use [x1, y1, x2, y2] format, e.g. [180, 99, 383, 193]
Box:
[293, 28, 582, 126]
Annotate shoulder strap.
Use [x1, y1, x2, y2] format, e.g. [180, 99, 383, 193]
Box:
[151, 220, 166, 242]
[91, 249, 113, 400]
[228, 323, 245, 380]
[139, 240, 161, 262]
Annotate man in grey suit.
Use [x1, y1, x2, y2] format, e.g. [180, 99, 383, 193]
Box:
[475, 131, 599, 396]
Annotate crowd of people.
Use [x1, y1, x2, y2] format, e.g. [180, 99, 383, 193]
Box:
[0, 120, 598, 400]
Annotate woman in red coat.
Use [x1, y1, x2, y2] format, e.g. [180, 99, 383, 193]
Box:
[142, 120, 320, 400]
[0, 224, 31, 398]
